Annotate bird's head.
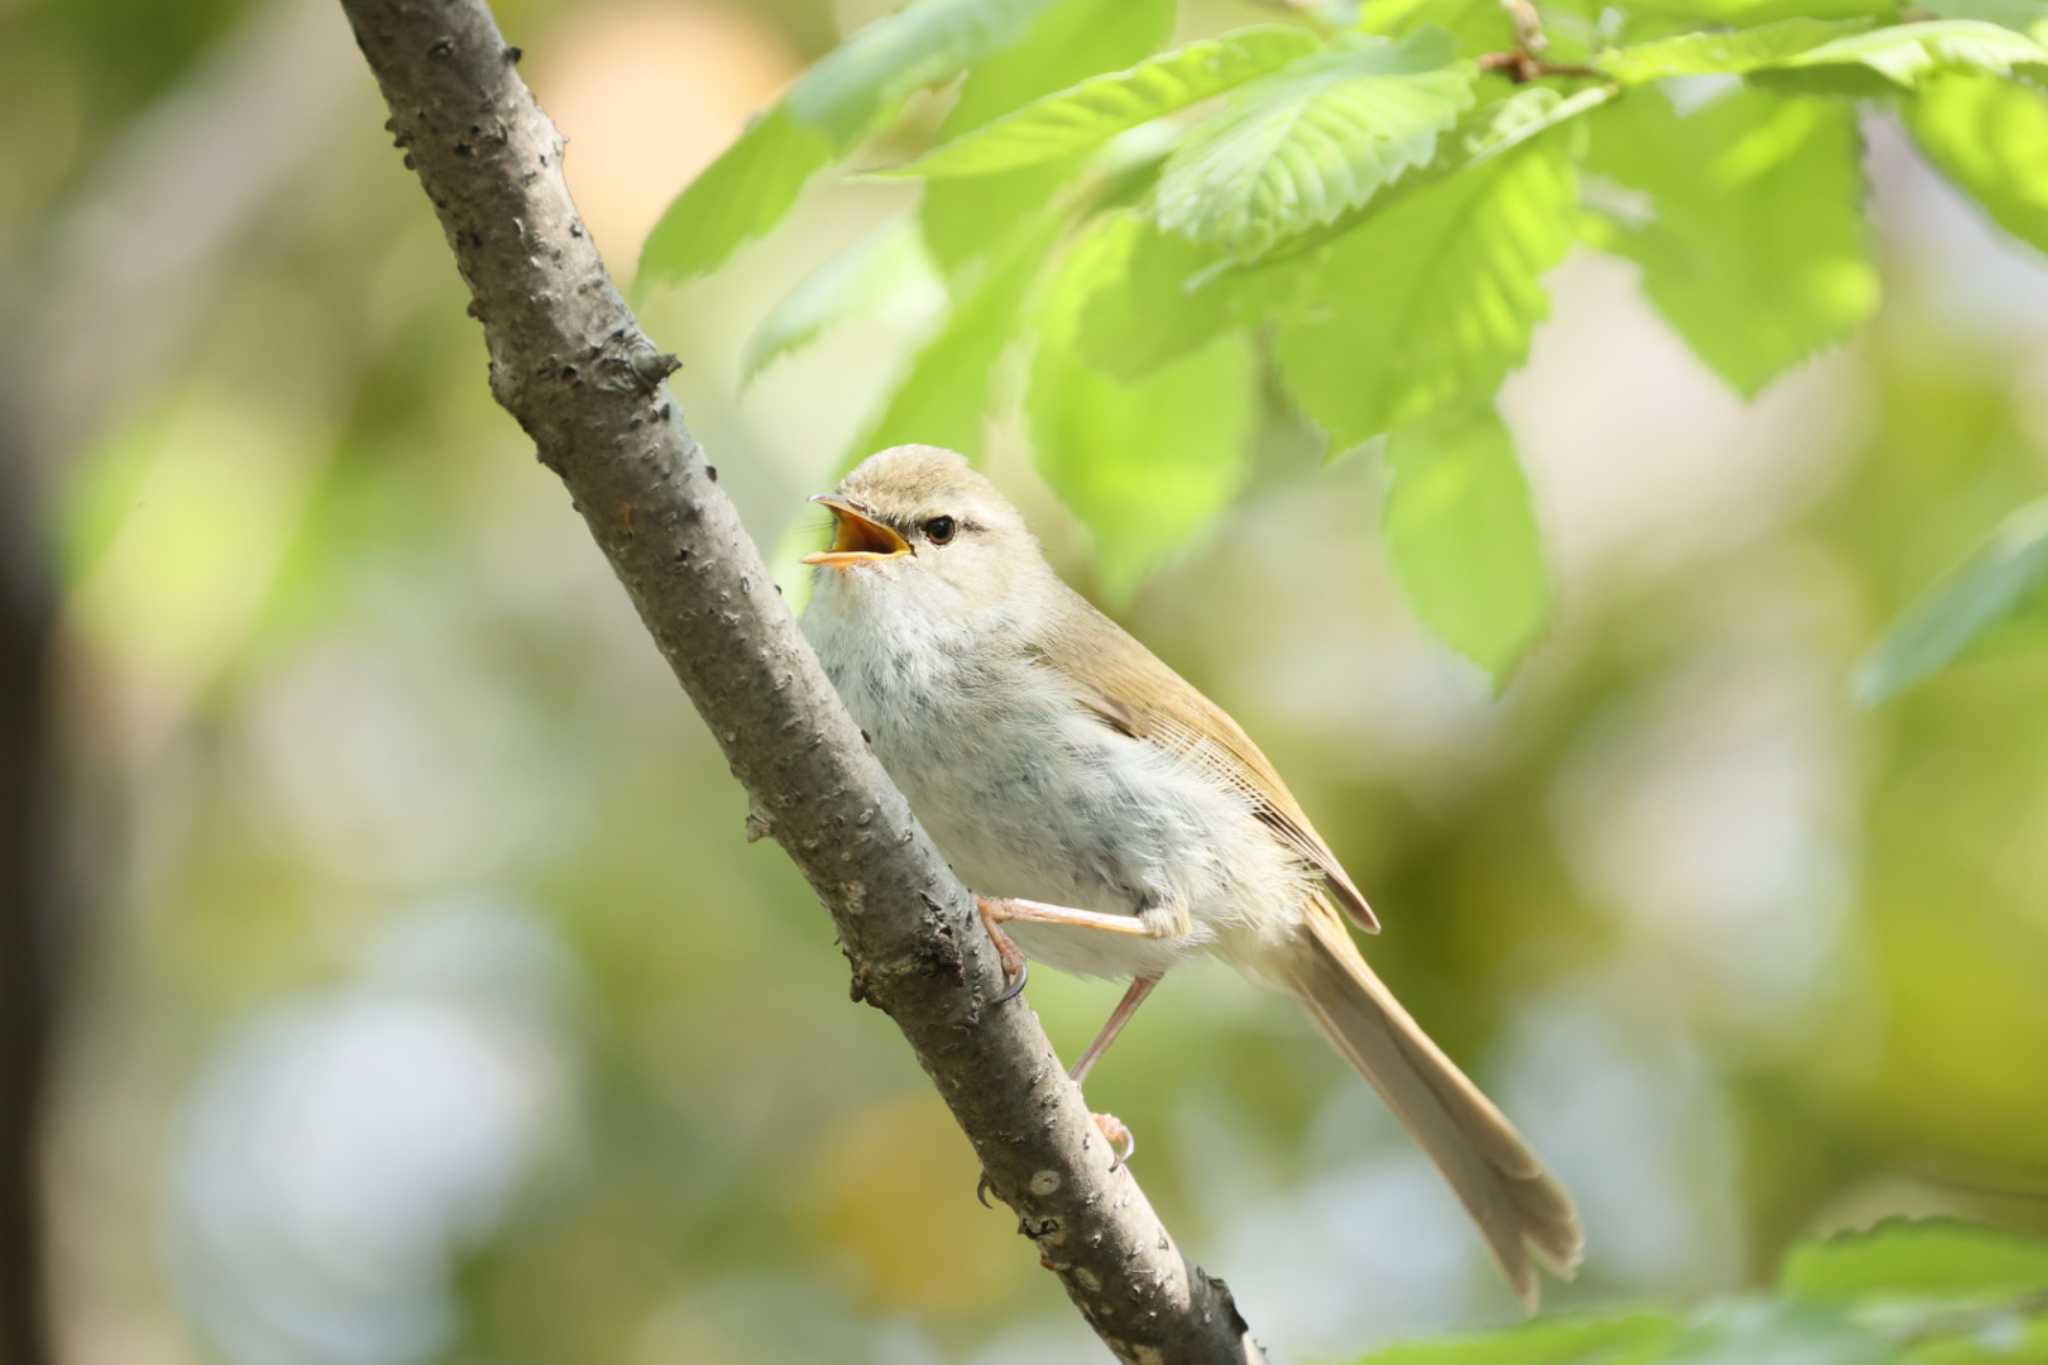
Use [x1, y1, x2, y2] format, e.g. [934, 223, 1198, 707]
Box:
[804, 445, 1044, 621]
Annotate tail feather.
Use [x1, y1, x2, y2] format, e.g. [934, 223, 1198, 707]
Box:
[1280, 910, 1582, 1309]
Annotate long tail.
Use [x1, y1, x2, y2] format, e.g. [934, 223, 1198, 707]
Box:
[1279, 908, 1582, 1309]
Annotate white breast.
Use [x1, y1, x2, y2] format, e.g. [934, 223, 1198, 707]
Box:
[803, 575, 1310, 981]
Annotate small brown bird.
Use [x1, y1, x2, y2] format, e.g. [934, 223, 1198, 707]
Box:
[800, 444, 1581, 1307]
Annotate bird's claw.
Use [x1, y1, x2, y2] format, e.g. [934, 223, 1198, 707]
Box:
[976, 895, 1029, 1005]
[976, 1113, 1132, 1207]
[1094, 1112, 1135, 1169]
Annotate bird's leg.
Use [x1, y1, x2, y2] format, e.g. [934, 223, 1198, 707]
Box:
[974, 895, 1157, 1007]
[976, 974, 1158, 1204]
[1071, 975, 1160, 1086]
[979, 895, 1161, 937]
[1071, 975, 1159, 1169]
[970, 900, 1176, 1199]
[975, 896, 1029, 1005]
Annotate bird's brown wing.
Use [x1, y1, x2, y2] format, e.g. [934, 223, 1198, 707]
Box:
[1032, 593, 1380, 933]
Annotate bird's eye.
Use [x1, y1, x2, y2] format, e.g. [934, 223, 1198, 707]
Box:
[923, 516, 956, 545]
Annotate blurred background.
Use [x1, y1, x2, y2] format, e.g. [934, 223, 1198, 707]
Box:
[2, 0, 2047, 1362]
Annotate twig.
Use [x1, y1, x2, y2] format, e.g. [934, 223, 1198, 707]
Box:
[330, 3, 1266, 1361]
[1477, 50, 1603, 83]
[1482, 0, 1602, 83]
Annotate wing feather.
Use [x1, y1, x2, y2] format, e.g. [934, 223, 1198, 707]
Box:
[1033, 591, 1380, 933]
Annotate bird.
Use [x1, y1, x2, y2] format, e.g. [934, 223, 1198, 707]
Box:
[798, 443, 1581, 1308]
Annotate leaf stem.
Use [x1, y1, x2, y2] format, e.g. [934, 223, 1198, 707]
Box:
[1482, 0, 1601, 83]
[1477, 50, 1603, 82]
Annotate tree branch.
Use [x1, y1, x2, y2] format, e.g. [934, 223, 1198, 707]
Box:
[332, 3, 1265, 1360]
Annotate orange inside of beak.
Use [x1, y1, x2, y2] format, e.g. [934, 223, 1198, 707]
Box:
[801, 497, 910, 566]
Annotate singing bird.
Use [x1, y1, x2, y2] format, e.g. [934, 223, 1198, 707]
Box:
[800, 444, 1581, 1307]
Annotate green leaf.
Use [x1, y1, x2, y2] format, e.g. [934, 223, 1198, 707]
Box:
[1586, 89, 1880, 396]
[1273, 128, 1579, 453]
[1382, 407, 1550, 684]
[1663, 1300, 1893, 1365]
[1173, 82, 1607, 277]
[1343, 1226, 2048, 1365]
[1067, 212, 1307, 379]
[742, 216, 942, 383]
[787, 0, 1056, 136]
[1028, 223, 1259, 601]
[637, 108, 836, 289]
[844, 213, 1059, 467]
[1919, 0, 2048, 39]
[1355, 1312, 1680, 1363]
[892, 25, 1324, 178]
[1595, 17, 1876, 82]
[1620, 0, 1902, 28]
[1782, 1220, 2048, 1300]
[1903, 1314, 2048, 1365]
[1463, 84, 1618, 158]
[1071, 214, 1231, 376]
[1359, 0, 1517, 56]
[919, 0, 1173, 278]
[1753, 18, 2048, 92]
[638, 0, 1058, 285]
[1904, 69, 2048, 254]
[1154, 30, 1478, 261]
[1857, 502, 2048, 703]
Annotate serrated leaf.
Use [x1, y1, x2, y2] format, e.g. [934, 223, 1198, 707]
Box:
[1354, 1312, 1680, 1363]
[1028, 224, 1258, 601]
[1273, 131, 1578, 453]
[844, 212, 1059, 467]
[1586, 89, 1879, 396]
[893, 25, 1324, 178]
[638, 0, 1058, 285]
[742, 217, 943, 383]
[1154, 30, 1478, 261]
[1856, 501, 2048, 703]
[920, 0, 1173, 278]
[1596, 17, 1876, 82]
[1383, 408, 1549, 684]
[1753, 18, 2048, 92]
[1903, 69, 2048, 254]
[1181, 83, 1606, 276]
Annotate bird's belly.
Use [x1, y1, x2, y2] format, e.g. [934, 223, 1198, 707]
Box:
[867, 691, 1308, 981]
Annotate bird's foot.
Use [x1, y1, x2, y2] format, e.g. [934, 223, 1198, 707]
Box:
[976, 1112, 1135, 1208]
[1093, 1112, 1135, 1169]
[975, 895, 1029, 1005]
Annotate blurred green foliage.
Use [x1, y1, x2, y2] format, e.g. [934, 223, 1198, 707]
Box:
[6, 0, 2048, 1362]
[648, 0, 2048, 684]
[1357, 1221, 2048, 1361]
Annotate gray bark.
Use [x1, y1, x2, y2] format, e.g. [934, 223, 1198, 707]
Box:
[333, 3, 1266, 1361]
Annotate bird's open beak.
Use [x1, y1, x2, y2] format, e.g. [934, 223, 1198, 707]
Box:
[801, 495, 911, 567]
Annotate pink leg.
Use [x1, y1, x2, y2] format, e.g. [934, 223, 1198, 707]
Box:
[976, 895, 1155, 1007]
[1071, 976, 1160, 1085]
[981, 896, 1155, 938]
[1073, 976, 1159, 1169]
